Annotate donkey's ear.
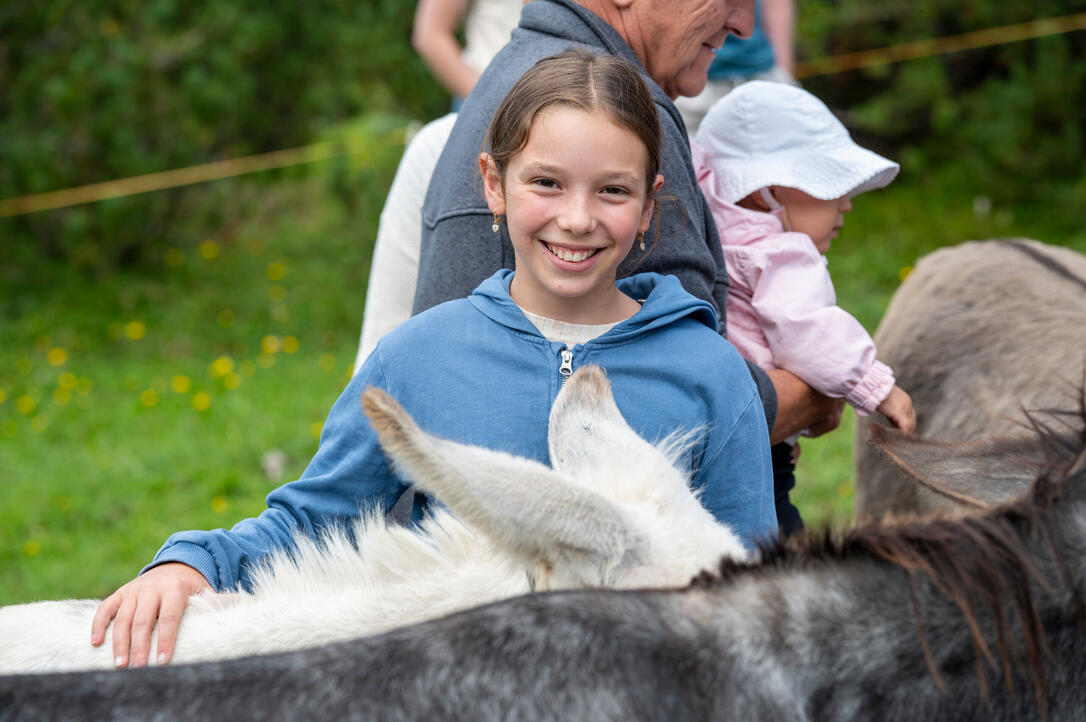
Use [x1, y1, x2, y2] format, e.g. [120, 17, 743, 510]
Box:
[361, 386, 645, 569]
[869, 425, 1042, 508]
[548, 365, 676, 483]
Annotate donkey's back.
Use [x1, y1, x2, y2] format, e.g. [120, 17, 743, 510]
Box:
[855, 239, 1086, 518]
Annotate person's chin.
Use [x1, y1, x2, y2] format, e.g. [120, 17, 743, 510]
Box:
[672, 62, 712, 99]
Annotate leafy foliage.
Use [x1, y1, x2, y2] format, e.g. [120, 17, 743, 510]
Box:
[798, 0, 1086, 219]
[0, 0, 444, 272]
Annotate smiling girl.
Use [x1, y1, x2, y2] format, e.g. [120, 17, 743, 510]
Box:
[92, 49, 775, 670]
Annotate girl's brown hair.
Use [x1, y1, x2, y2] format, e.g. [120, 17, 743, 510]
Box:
[484, 49, 662, 197]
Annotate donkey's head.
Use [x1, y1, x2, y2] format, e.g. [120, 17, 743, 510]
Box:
[361, 365, 746, 592]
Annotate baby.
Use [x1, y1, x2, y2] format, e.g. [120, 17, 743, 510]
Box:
[692, 81, 916, 536]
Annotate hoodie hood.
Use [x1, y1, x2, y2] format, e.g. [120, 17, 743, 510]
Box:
[468, 269, 719, 343]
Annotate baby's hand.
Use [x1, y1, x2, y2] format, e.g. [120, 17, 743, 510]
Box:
[90, 562, 211, 669]
[876, 385, 916, 433]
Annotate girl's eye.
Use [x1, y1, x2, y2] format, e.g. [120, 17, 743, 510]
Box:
[602, 185, 631, 196]
[532, 178, 559, 189]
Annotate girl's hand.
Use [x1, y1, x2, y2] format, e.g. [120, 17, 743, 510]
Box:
[876, 385, 916, 433]
[90, 562, 211, 669]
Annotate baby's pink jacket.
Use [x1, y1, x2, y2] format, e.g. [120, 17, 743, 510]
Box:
[695, 160, 894, 414]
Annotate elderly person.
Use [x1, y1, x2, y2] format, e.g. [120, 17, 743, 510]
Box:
[413, 0, 842, 445]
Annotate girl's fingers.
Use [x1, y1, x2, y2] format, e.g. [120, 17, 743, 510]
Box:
[153, 592, 189, 665]
[90, 592, 122, 647]
[126, 593, 162, 668]
[110, 595, 138, 668]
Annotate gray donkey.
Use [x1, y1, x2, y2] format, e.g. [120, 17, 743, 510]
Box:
[3, 399, 1086, 720]
[855, 239, 1086, 519]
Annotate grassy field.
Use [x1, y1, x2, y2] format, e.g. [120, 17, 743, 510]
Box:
[2, 119, 1084, 607]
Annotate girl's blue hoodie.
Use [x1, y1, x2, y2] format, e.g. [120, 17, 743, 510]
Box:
[150, 271, 775, 591]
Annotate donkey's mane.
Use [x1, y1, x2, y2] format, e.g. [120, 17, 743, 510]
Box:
[694, 405, 1086, 713]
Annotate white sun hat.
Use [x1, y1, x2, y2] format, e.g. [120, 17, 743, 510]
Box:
[693, 80, 899, 204]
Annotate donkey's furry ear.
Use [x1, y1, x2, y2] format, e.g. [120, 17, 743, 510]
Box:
[869, 425, 1041, 508]
[548, 365, 679, 482]
[361, 384, 645, 570]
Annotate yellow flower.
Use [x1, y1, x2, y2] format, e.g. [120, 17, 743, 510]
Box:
[210, 496, 228, 513]
[223, 372, 241, 390]
[53, 388, 72, 406]
[58, 372, 78, 390]
[899, 265, 914, 283]
[139, 389, 159, 408]
[47, 348, 68, 366]
[261, 335, 281, 354]
[171, 375, 192, 393]
[282, 336, 300, 354]
[209, 356, 234, 379]
[16, 395, 36, 415]
[193, 392, 212, 411]
[266, 261, 286, 281]
[310, 421, 323, 439]
[125, 321, 146, 340]
[200, 240, 220, 259]
[23, 540, 41, 557]
[257, 354, 276, 369]
[319, 354, 336, 372]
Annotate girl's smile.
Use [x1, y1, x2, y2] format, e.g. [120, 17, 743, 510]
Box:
[481, 106, 663, 325]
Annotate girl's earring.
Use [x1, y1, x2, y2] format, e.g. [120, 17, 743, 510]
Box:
[492, 213, 501, 233]
[637, 231, 646, 252]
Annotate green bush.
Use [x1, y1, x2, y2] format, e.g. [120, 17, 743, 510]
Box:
[797, 1, 1086, 228]
[0, 0, 444, 273]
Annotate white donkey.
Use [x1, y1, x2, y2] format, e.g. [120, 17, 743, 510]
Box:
[0, 365, 747, 673]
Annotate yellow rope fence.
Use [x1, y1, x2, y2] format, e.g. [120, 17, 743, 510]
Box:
[793, 11, 1086, 79]
[2, 11, 1084, 219]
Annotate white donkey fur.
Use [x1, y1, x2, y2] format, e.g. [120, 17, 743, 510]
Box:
[0, 366, 747, 673]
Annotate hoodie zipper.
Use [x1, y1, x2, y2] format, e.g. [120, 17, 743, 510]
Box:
[558, 346, 573, 386]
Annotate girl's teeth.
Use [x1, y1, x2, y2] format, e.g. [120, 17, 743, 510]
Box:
[547, 244, 596, 262]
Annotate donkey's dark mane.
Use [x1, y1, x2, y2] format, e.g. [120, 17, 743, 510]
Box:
[693, 406, 1086, 714]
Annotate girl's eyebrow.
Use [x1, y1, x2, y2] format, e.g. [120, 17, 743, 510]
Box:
[518, 162, 640, 185]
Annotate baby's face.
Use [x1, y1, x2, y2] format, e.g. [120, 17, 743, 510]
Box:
[775, 188, 852, 253]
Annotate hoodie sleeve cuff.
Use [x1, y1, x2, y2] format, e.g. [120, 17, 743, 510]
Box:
[141, 542, 221, 591]
[846, 360, 895, 415]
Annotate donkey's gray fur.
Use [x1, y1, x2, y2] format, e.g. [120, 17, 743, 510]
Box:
[4, 416, 1086, 721]
[855, 239, 1086, 519]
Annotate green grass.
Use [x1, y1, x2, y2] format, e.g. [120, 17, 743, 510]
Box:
[0, 147, 399, 605]
[2, 120, 1084, 605]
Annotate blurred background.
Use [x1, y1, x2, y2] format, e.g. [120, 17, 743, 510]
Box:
[2, 0, 1084, 605]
